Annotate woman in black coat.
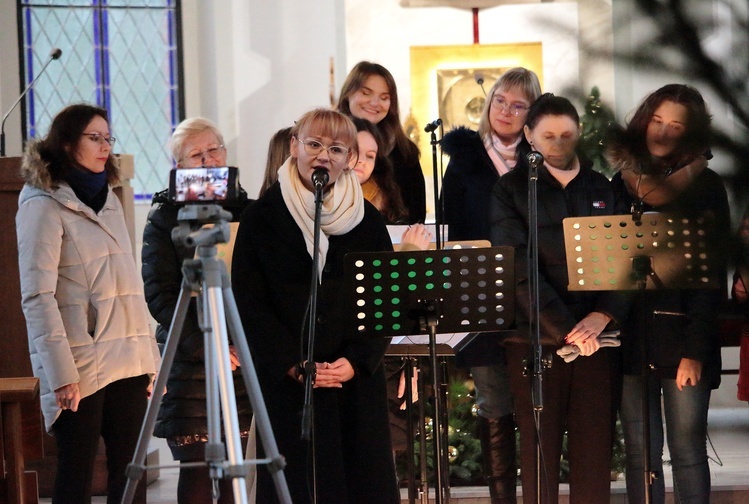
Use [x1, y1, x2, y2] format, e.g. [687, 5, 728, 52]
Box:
[439, 68, 541, 503]
[490, 94, 629, 504]
[232, 108, 399, 504]
[141, 117, 252, 504]
[607, 84, 729, 504]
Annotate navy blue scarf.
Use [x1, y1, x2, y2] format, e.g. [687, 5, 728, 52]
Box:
[64, 167, 109, 213]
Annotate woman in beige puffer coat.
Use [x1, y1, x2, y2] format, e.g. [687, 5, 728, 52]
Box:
[16, 103, 160, 504]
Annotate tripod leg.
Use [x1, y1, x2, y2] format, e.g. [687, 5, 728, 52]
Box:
[202, 259, 249, 504]
[121, 283, 193, 504]
[222, 282, 293, 504]
[200, 292, 226, 499]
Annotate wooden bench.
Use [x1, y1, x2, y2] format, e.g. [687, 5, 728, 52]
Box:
[0, 377, 43, 504]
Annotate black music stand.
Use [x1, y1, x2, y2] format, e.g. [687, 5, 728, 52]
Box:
[563, 211, 720, 504]
[345, 246, 515, 504]
[385, 339, 460, 504]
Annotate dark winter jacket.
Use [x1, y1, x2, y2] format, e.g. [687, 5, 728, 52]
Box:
[439, 127, 532, 365]
[141, 188, 252, 439]
[440, 126, 532, 241]
[390, 140, 426, 224]
[231, 183, 399, 503]
[490, 159, 631, 346]
[610, 168, 729, 387]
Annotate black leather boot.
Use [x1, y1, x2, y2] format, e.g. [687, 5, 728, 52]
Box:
[477, 414, 517, 504]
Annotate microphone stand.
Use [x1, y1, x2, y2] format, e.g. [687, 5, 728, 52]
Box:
[425, 119, 442, 248]
[1, 48, 62, 156]
[526, 152, 545, 504]
[301, 174, 326, 504]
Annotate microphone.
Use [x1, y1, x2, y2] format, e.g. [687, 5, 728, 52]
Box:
[312, 168, 329, 189]
[1, 48, 63, 156]
[424, 118, 442, 133]
[526, 151, 544, 169]
[475, 72, 487, 97]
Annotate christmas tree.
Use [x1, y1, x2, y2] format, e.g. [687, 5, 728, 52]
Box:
[579, 86, 618, 179]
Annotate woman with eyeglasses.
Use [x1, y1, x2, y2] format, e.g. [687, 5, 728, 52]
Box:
[16, 103, 160, 503]
[439, 67, 541, 503]
[337, 61, 426, 224]
[232, 108, 399, 504]
[490, 94, 629, 503]
[140, 117, 253, 503]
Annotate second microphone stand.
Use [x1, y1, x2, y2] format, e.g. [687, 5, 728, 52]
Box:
[425, 118, 443, 248]
[526, 151, 548, 504]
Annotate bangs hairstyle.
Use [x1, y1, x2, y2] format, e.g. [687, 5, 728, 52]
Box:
[40, 102, 120, 185]
[479, 67, 542, 139]
[525, 93, 580, 131]
[170, 117, 225, 163]
[336, 61, 416, 158]
[625, 84, 711, 158]
[292, 108, 357, 152]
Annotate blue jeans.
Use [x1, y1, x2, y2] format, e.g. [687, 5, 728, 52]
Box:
[620, 374, 711, 504]
[471, 361, 513, 419]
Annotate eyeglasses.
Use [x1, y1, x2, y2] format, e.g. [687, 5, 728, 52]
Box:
[296, 138, 350, 163]
[82, 133, 116, 146]
[182, 145, 225, 165]
[492, 96, 529, 117]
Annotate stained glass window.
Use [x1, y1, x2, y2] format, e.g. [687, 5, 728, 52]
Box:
[19, 0, 182, 199]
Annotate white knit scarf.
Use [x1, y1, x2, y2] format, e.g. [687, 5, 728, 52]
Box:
[278, 157, 364, 280]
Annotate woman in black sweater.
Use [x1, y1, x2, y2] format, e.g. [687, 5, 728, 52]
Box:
[490, 94, 629, 504]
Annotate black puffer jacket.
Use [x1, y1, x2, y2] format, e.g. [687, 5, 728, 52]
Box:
[490, 159, 631, 346]
[440, 126, 532, 241]
[141, 188, 253, 438]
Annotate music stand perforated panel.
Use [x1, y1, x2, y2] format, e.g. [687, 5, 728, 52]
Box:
[344, 247, 515, 338]
[563, 212, 719, 291]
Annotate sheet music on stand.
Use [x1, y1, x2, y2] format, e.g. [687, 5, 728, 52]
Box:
[386, 333, 473, 358]
[387, 224, 447, 247]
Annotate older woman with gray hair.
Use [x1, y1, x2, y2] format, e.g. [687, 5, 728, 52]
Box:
[141, 117, 252, 503]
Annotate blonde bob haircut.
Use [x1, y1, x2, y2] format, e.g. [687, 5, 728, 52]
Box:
[477, 67, 542, 140]
[291, 108, 357, 164]
[170, 117, 225, 163]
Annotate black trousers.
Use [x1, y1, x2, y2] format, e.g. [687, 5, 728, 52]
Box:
[506, 344, 617, 504]
[52, 374, 150, 504]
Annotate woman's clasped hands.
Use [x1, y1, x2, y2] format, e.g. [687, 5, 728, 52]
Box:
[289, 358, 355, 388]
[563, 311, 612, 357]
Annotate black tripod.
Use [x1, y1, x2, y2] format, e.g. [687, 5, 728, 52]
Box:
[121, 204, 291, 504]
